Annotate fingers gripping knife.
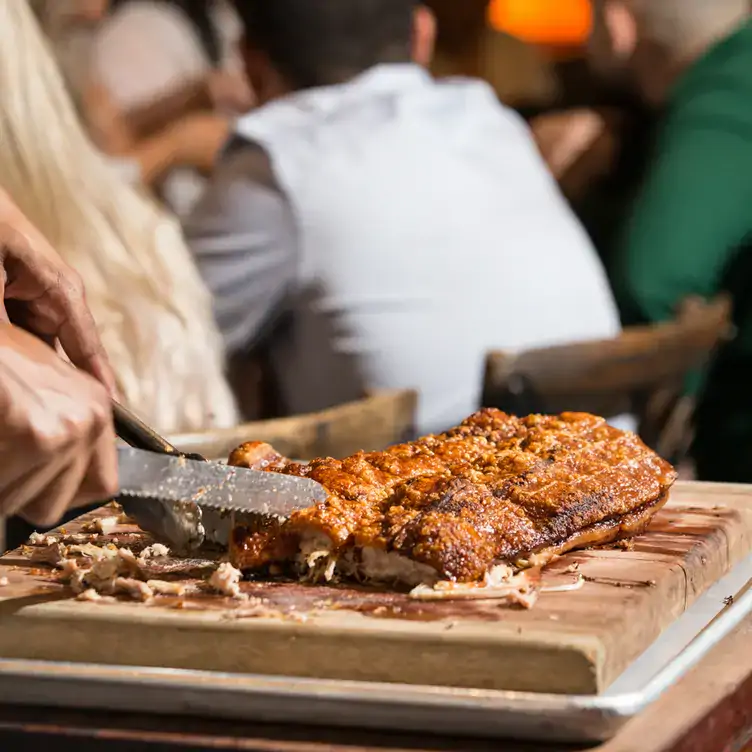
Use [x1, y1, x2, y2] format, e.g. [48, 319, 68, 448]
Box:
[112, 403, 327, 552]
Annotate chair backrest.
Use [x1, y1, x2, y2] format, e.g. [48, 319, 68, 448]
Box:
[482, 296, 732, 458]
[167, 390, 418, 462]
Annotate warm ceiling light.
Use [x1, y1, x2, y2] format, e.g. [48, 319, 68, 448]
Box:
[488, 0, 592, 45]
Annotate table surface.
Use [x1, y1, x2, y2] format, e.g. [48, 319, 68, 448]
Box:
[0, 608, 750, 752]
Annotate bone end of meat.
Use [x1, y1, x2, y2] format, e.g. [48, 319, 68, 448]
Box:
[227, 441, 292, 471]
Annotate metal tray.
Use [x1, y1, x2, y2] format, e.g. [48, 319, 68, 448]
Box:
[0, 554, 750, 745]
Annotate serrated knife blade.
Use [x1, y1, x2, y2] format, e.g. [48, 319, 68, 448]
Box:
[115, 445, 327, 551]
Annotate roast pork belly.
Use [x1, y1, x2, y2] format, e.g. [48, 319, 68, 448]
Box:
[227, 410, 676, 588]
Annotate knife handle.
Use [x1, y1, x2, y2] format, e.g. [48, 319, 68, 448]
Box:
[112, 401, 206, 462]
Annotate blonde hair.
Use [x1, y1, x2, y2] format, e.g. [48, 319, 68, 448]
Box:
[0, 0, 239, 433]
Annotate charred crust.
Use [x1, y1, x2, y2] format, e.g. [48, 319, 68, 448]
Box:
[228, 410, 677, 584]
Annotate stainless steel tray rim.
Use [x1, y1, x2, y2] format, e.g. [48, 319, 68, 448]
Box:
[0, 561, 749, 743]
[0, 658, 643, 711]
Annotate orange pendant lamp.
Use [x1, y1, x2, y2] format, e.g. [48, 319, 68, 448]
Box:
[488, 0, 592, 47]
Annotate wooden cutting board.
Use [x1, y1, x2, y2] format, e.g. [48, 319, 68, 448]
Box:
[0, 481, 750, 695]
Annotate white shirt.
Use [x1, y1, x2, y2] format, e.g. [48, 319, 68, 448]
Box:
[188, 65, 623, 434]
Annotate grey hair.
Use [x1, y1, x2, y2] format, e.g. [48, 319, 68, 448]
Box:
[625, 0, 749, 54]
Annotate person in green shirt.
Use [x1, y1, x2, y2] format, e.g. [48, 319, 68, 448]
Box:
[589, 0, 752, 482]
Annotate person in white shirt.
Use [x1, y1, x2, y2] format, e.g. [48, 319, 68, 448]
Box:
[186, 0, 622, 435]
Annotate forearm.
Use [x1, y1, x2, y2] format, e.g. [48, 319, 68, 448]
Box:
[123, 79, 212, 140]
[125, 132, 182, 187]
[122, 113, 231, 187]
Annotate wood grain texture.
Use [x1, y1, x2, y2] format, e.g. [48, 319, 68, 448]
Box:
[482, 297, 731, 463]
[0, 482, 749, 695]
[484, 298, 730, 406]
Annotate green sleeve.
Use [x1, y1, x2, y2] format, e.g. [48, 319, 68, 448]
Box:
[614, 121, 752, 325]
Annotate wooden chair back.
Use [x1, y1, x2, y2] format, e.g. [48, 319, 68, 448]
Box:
[482, 296, 732, 462]
[167, 390, 418, 462]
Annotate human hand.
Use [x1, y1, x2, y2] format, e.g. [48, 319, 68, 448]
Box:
[172, 113, 232, 174]
[0, 190, 117, 396]
[0, 324, 118, 527]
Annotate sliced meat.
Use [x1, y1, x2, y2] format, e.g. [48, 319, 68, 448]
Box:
[229, 410, 676, 587]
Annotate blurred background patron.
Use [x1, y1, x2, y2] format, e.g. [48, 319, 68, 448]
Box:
[186, 0, 622, 435]
[0, 0, 238, 433]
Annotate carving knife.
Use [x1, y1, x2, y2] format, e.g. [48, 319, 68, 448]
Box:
[115, 445, 328, 553]
[111, 402, 326, 552]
